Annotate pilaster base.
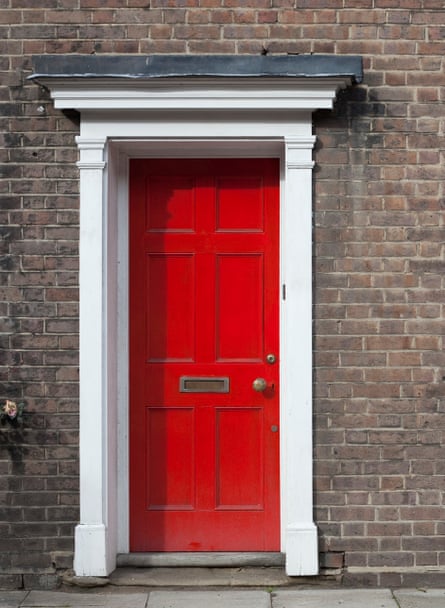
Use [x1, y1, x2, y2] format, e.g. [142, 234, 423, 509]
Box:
[74, 524, 114, 577]
[285, 524, 319, 576]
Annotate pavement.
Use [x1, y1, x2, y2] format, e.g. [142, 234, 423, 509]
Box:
[1, 588, 445, 608]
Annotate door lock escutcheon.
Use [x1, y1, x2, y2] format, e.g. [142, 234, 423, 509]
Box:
[266, 353, 276, 364]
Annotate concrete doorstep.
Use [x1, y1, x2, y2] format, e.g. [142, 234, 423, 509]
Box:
[108, 566, 297, 587]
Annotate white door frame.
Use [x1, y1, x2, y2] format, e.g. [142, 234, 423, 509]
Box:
[35, 75, 354, 577]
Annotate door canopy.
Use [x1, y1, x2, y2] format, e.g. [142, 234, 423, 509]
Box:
[30, 54, 362, 111]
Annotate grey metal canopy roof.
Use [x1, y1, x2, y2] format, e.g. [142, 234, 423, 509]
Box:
[30, 54, 363, 84]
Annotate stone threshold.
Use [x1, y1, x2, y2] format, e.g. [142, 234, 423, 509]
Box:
[117, 553, 285, 568]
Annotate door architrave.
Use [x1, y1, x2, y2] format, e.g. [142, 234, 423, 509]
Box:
[77, 124, 317, 577]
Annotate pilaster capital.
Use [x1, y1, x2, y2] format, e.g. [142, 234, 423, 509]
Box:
[284, 136, 316, 170]
[76, 137, 107, 170]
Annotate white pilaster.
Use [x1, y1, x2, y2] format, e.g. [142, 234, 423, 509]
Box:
[73, 137, 114, 576]
[282, 136, 318, 575]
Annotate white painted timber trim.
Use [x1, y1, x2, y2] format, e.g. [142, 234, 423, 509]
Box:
[282, 136, 318, 575]
[40, 74, 353, 578]
[39, 76, 347, 111]
[74, 137, 116, 576]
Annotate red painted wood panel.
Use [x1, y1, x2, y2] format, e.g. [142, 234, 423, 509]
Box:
[216, 176, 264, 232]
[146, 175, 196, 233]
[130, 158, 280, 552]
[146, 407, 195, 510]
[145, 254, 195, 362]
[215, 408, 263, 509]
[216, 254, 263, 361]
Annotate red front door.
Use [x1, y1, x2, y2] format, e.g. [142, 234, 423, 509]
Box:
[129, 158, 280, 551]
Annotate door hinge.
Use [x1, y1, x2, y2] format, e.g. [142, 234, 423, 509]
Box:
[282, 284, 286, 300]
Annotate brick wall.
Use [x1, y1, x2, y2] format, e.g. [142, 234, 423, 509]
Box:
[311, 8, 445, 583]
[1, 0, 444, 588]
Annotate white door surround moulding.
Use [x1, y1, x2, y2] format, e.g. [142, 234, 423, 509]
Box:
[34, 76, 350, 111]
[35, 71, 356, 578]
[75, 122, 317, 579]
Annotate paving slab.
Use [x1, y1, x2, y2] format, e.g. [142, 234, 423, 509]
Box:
[272, 589, 397, 608]
[0, 592, 29, 608]
[22, 591, 148, 608]
[393, 589, 445, 608]
[147, 590, 271, 608]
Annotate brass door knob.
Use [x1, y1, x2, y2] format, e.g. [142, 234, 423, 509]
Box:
[252, 378, 267, 392]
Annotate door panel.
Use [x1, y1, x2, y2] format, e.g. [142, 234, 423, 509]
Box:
[216, 176, 264, 232]
[146, 253, 195, 362]
[146, 175, 196, 233]
[215, 407, 263, 509]
[146, 407, 195, 510]
[130, 158, 280, 552]
[216, 253, 263, 361]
